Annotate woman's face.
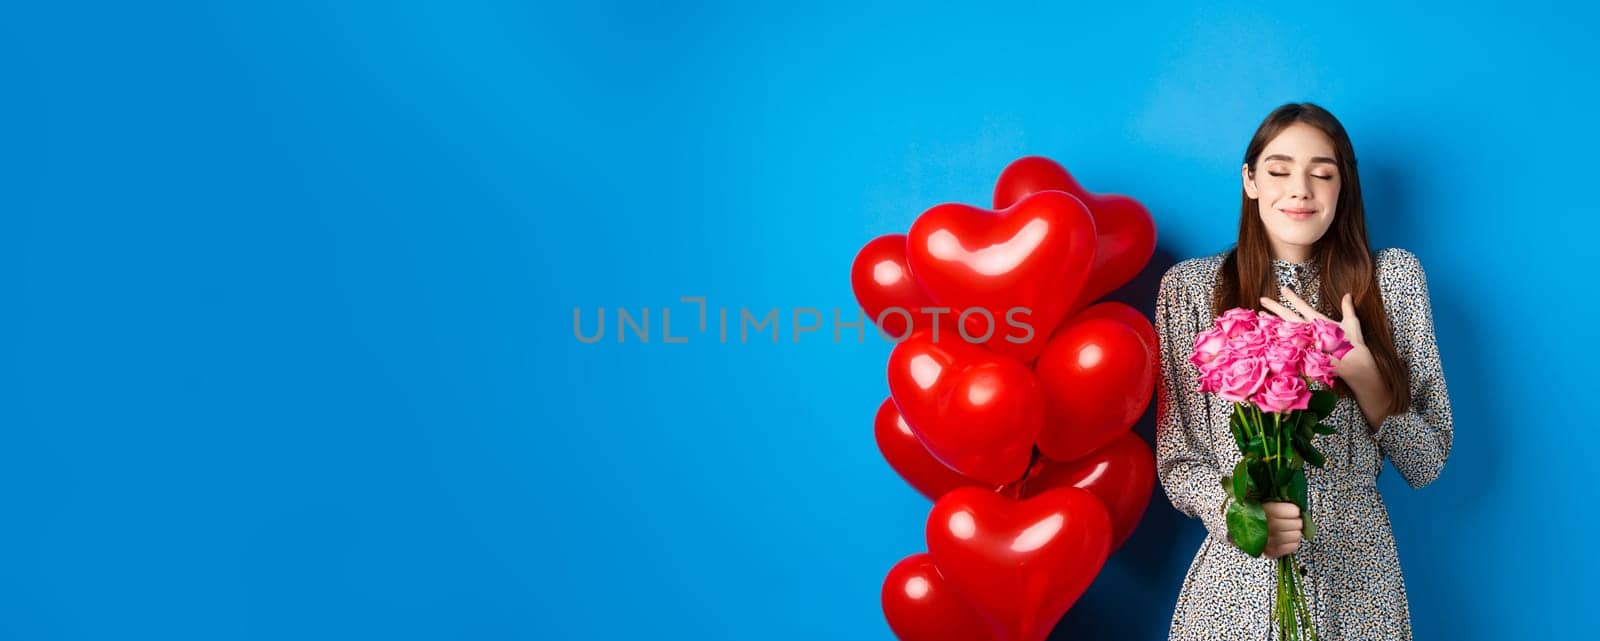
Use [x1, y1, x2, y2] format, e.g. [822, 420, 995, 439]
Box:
[1241, 122, 1341, 260]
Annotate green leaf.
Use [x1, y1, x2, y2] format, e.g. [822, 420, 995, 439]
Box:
[1296, 412, 1319, 439]
[1288, 430, 1325, 468]
[1309, 390, 1338, 419]
[1229, 410, 1249, 450]
[1248, 460, 1275, 496]
[1313, 422, 1338, 435]
[1273, 465, 1293, 488]
[1226, 499, 1269, 557]
[1301, 441, 1326, 467]
[1297, 485, 1317, 541]
[1289, 469, 1308, 510]
[1232, 460, 1253, 500]
[1221, 474, 1236, 500]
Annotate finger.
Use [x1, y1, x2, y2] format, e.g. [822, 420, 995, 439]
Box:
[1341, 293, 1366, 342]
[1262, 502, 1300, 518]
[1257, 297, 1304, 323]
[1337, 294, 1363, 329]
[1279, 286, 1331, 323]
[1269, 515, 1304, 528]
[1267, 539, 1302, 554]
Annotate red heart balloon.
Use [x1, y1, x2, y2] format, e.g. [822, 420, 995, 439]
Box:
[881, 552, 995, 641]
[851, 234, 936, 340]
[1068, 301, 1159, 383]
[927, 486, 1111, 641]
[1033, 317, 1155, 462]
[993, 156, 1155, 314]
[1024, 431, 1155, 552]
[888, 330, 1043, 486]
[906, 190, 1097, 364]
[874, 397, 985, 501]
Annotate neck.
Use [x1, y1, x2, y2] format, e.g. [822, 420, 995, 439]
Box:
[1269, 241, 1313, 264]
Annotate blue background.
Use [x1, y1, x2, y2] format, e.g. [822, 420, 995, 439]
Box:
[3, 1, 1595, 639]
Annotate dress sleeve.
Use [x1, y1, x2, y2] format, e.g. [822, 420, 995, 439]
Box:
[1154, 266, 1229, 540]
[1373, 249, 1455, 489]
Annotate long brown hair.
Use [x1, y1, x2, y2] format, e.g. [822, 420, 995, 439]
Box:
[1212, 102, 1410, 416]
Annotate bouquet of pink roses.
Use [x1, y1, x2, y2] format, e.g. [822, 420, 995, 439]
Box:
[1190, 308, 1354, 641]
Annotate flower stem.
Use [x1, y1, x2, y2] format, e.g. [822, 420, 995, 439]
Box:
[1284, 553, 1318, 641]
[1279, 556, 1294, 640]
[1273, 412, 1282, 497]
[1297, 559, 1319, 641]
[1253, 405, 1271, 463]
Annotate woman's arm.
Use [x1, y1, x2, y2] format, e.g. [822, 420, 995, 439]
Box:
[1339, 349, 1394, 434]
[1154, 265, 1230, 539]
[1370, 249, 1455, 489]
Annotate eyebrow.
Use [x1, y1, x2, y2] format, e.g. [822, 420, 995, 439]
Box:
[1263, 154, 1337, 166]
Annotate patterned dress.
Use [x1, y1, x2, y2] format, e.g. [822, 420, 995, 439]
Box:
[1154, 247, 1455, 641]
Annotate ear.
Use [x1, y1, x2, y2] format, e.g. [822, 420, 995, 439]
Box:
[1241, 163, 1258, 199]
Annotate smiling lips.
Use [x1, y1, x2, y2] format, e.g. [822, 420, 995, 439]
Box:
[1280, 207, 1316, 221]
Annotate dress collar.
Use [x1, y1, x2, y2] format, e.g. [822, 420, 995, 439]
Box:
[1271, 257, 1322, 305]
[1271, 257, 1321, 280]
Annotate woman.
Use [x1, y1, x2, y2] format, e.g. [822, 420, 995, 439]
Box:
[1154, 102, 1454, 640]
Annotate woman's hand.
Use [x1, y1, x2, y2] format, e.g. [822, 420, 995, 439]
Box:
[1259, 287, 1375, 385]
[1262, 501, 1303, 559]
[1262, 286, 1395, 434]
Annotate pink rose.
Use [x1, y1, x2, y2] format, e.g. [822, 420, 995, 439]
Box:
[1217, 356, 1269, 404]
[1256, 314, 1285, 339]
[1189, 327, 1228, 371]
[1216, 308, 1260, 338]
[1196, 361, 1226, 394]
[1310, 318, 1353, 358]
[1255, 372, 1311, 414]
[1300, 349, 1336, 387]
[1277, 321, 1316, 350]
[1196, 345, 1239, 394]
[1263, 343, 1305, 377]
[1226, 329, 1271, 358]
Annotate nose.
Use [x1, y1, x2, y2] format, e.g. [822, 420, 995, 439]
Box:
[1288, 173, 1312, 199]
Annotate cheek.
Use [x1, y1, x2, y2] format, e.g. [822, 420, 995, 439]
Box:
[1256, 197, 1277, 219]
[1320, 181, 1341, 203]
